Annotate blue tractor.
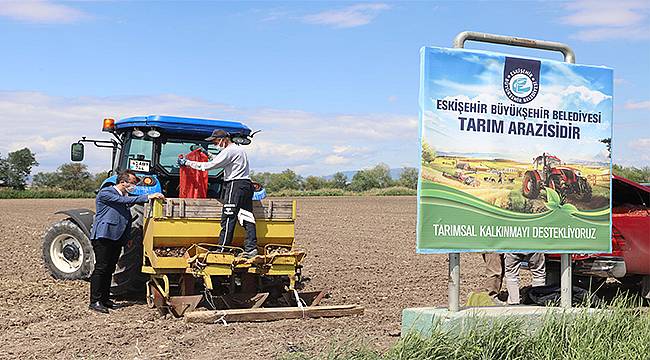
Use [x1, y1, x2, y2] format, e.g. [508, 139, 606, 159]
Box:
[42, 115, 258, 295]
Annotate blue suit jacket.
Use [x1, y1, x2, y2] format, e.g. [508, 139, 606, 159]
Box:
[90, 186, 149, 241]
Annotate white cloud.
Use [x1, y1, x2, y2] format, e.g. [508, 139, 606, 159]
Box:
[302, 3, 390, 28]
[332, 145, 369, 155]
[629, 138, 650, 150]
[247, 140, 321, 168]
[0, 0, 89, 24]
[624, 100, 650, 110]
[324, 155, 351, 165]
[571, 26, 650, 41]
[563, 0, 647, 27]
[561, 0, 650, 41]
[0, 91, 416, 176]
[560, 85, 611, 105]
[614, 78, 629, 86]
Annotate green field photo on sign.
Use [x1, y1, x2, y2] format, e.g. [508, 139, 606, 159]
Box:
[417, 47, 613, 253]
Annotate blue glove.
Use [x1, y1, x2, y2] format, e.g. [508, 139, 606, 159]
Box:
[177, 157, 187, 166]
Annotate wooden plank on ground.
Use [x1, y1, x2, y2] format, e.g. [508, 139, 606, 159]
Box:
[184, 305, 364, 323]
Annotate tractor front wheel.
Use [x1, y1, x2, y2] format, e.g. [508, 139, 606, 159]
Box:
[42, 219, 95, 280]
[522, 172, 540, 199]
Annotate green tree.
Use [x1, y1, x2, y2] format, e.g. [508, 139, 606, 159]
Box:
[399, 167, 419, 189]
[329, 172, 348, 189]
[0, 148, 38, 190]
[422, 141, 436, 165]
[32, 171, 61, 188]
[304, 175, 327, 191]
[350, 163, 393, 192]
[612, 164, 650, 183]
[368, 163, 393, 188]
[33, 163, 101, 192]
[56, 163, 95, 191]
[251, 171, 273, 188]
[93, 171, 111, 190]
[252, 169, 303, 192]
[273, 169, 303, 191]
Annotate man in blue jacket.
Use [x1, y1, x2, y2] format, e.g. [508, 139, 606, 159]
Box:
[89, 170, 164, 314]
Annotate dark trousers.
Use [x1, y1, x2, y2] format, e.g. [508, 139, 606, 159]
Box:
[89, 237, 123, 304]
[220, 179, 257, 252]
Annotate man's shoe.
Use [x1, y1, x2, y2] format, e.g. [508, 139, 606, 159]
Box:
[89, 301, 109, 314]
[242, 249, 258, 259]
[102, 300, 123, 309]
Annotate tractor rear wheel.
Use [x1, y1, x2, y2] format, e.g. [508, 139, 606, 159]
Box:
[43, 206, 148, 297]
[577, 178, 592, 202]
[110, 205, 148, 297]
[522, 171, 539, 199]
[42, 219, 95, 280]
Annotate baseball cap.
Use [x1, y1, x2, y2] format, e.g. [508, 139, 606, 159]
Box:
[205, 129, 230, 141]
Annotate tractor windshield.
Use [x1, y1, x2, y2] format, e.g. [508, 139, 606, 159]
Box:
[159, 139, 223, 176]
[546, 157, 561, 166]
[123, 138, 154, 173]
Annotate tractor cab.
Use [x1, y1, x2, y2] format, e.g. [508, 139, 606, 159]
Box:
[533, 153, 561, 171]
[70, 115, 254, 198]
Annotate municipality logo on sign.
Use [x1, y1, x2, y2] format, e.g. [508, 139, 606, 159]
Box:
[503, 57, 541, 104]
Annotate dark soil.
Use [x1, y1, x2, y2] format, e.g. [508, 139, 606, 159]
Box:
[0, 197, 585, 359]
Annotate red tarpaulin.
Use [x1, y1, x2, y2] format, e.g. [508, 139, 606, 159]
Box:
[179, 149, 209, 198]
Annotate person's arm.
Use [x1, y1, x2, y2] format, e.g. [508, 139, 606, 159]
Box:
[185, 148, 230, 171]
[98, 189, 157, 205]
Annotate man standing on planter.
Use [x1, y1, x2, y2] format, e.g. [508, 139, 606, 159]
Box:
[178, 129, 258, 259]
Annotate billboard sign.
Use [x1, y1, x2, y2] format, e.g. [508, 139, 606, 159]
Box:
[417, 47, 613, 253]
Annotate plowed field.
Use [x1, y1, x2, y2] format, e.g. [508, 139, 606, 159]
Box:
[0, 197, 499, 359]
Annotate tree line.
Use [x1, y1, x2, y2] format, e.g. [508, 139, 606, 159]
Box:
[0, 148, 108, 192]
[251, 164, 419, 193]
[2, 147, 648, 195]
[612, 164, 650, 184]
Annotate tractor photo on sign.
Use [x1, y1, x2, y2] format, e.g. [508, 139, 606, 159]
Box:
[522, 153, 593, 204]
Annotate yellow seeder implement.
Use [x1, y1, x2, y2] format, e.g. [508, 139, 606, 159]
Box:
[141, 198, 362, 321]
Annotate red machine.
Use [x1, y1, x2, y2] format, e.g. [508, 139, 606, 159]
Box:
[547, 175, 650, 297]
[522, 152, 592, 202]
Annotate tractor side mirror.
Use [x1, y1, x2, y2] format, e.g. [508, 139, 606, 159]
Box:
[71, 143, 85, 162]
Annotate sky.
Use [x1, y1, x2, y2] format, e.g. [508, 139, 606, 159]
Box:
[421, 47, 612, 166]
[0, 0, 648, 176]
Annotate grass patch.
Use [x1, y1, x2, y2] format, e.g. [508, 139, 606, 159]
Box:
[0, 188, 95, 199]
[363, 187, 417, 196]
[281, 297, 650, 360]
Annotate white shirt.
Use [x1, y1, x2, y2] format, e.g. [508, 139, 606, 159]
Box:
[113, 185, 125, 196]
[185, 144, 250, 182]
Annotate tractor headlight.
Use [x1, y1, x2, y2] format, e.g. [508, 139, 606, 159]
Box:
[147, 129, 161, 138]
[132, 128, 145, 138]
